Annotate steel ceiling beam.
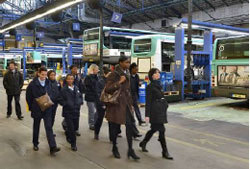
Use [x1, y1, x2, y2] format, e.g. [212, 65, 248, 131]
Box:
[193, 1, 215, 19]
[170, 7, 182, 18]
[0, 0, 83, 33]
[124, 0, 187, 16]
[203, 0, 215, 10]
[3, 1, 26, 13]
[126, 0, 155, 21]
[220, 0, 229, 6]
[102, 6, 135, 25]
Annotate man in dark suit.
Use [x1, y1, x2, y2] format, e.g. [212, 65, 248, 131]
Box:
[3, 61, 24, 120]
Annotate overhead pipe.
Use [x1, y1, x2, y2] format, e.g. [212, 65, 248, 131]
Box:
[78, 3, 111, 24]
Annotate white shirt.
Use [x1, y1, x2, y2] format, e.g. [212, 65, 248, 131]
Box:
[68, 85, 74, 91]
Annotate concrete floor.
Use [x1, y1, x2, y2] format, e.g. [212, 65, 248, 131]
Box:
[0, 78, 248, 169]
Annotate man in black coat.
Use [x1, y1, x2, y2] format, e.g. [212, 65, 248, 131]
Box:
[129, 63, 145, 126]
[26, 67, 60, 156]
[3, 61, 24, 120]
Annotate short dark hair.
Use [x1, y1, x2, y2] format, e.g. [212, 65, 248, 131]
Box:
[66, 74, 74, 80]
[38, 67, 47, 73]
[148, 68, 160, 82]
[47, 70, 56, 78]
[118, 56, 129, 63]
[103, 66, 111, 75]
[9, 60, 16, 66]
[70, 65, 77, 70]
[129, 62, 137, 72]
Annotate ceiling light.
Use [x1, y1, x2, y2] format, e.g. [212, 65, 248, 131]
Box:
[0, 0, 83, 33]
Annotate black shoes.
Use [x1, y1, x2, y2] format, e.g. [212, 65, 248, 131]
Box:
[133, 134, 142, 139]
[6, 115, 11, 118]
[112, 146, 121, 159]
[139, 141, 148, 152]
[50, 147, 61, 156]
[33, 146, 39, 151]
[17, 116, 24, 120]
[162, 152, 174, 160]
[127, 149, 140, 160]
[71, 146, 78, 151]
[75, 131, 81, 136]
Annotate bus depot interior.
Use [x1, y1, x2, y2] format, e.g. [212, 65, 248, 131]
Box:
[0, 1, 248, 169]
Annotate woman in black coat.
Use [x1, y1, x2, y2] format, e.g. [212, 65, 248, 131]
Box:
[139, 68, 173, 160]
[47, 70, 60, 129]
[94, 66, 111, 140]
[58, 74, 83, 151]
[26, 67, 60, 156]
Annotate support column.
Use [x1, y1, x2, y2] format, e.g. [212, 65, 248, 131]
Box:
[174, 28, 185, 100]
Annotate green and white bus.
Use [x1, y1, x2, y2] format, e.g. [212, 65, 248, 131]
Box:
[211, 36, 249, 99]
[131, 34, 203, 79]
[0, 54, 21, 76]
[83, 27, 167, 64]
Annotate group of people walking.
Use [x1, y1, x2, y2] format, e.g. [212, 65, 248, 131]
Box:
[3, 56, 173, 160]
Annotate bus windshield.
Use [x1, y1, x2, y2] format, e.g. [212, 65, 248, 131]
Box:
[134, 39, 151, 53]
[104, 36, 132, 50]
[84, 29, 99, 41]
[216, 36, 249, 60]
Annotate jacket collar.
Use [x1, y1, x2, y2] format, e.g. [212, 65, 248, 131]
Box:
[151, 80, 162, 90]
[115, 65, 130, 79]
[34, 77, 49, 87]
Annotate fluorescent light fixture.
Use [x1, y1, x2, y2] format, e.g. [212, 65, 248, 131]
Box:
[0, 0, 83, 33]
[179, 23, 249, 36]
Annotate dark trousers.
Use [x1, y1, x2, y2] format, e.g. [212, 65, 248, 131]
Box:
[109, 108, 134, 150]
[94, 104, 106, 135]
[33, 111, 57, 148]
[132, 95, 142, 123]
[143, 124, 168, 153]
[51, 104, 58, 127]
[65, 117, 78, 147]
[7, 95, 22, 117]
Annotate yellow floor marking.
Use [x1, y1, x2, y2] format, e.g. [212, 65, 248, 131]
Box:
[81, 114, 248, 163]
[167, 124, 249, 146]
[178, 102, 227, 110]
[138, 128, 249, 164]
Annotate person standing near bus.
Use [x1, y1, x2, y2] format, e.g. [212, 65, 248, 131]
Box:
[139, 68, 173, 160]
[84, 64, 99, 130]
[3, 61, 24, 120]
[129, 63, 146, 126]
